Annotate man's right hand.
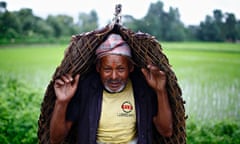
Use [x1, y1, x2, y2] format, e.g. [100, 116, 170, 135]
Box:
[54, 74, 80, 103]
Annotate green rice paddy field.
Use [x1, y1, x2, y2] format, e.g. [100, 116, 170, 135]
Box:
[0, 42, 240, 143]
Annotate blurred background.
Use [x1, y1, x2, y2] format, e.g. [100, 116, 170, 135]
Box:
[0, 0, 240, 143]
[1, 0, 240, 43]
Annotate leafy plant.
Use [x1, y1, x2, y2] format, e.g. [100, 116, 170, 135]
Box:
[0, 75, 42, 144]
[187, 120, 240, 144]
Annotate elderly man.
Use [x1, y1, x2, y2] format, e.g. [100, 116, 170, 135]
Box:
[50, 34, 173, 144]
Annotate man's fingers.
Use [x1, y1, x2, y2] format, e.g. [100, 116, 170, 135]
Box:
[143, 65, 166, 79]
[55, 73, 80, 88]
[60, 75, 70, 83]
[141, 68, 148, 77]
[54, 79, 65, 86]
[159, 70, 166, 76]
[73, 74, 80, 85]
[141, 68, 153, 80]
[147, 64, 159, 71]
[61, 74, 75, 83]
[65, 74, 73, 82]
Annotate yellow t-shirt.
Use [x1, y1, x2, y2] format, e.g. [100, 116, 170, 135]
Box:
[97, 80, 136, 144]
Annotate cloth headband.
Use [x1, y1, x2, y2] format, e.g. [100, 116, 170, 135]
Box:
[95, 34, 131, 59]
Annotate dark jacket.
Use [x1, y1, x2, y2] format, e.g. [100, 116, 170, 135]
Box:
[66, 69, 158, 144]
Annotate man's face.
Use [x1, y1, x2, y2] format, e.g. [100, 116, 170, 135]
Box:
[97, 55, 133, 93]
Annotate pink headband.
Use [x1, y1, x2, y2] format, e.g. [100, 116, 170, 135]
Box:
[95, 34, 131, 59]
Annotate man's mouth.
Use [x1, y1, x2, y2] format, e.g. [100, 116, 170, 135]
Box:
[109, 82, 121, 88]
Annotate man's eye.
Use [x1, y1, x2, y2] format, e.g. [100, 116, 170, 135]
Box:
[103, 68, 111, 72]
[118, 68, 126, 72]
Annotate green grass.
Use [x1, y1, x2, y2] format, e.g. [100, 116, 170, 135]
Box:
[163, 42, 240, 122]
[0, 44, 65, 70]
[162, 42, 240, 52]
[0, 42, 240, 143]
[0, 44, 66, 89]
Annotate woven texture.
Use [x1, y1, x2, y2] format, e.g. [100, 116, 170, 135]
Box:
[37, 24, 186, 144]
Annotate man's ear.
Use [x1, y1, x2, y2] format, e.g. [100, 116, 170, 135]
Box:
[96, 60, 100, 72]
[130, 65, 134, 72]
[129, 62, 134, 72]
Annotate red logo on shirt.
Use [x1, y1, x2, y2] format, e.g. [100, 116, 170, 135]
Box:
[121, 101, 133, 113]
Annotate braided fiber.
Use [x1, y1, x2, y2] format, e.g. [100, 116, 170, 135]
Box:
[38, 24, 186, 144]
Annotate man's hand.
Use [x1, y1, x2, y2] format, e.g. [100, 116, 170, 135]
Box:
[51, 74, 80, 143]
[142, 64, 173, 137]
[141, 64, 167, 92]
[54, 74, 80, 103]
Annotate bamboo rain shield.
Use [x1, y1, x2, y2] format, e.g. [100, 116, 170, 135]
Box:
[38, 4, 187, 144]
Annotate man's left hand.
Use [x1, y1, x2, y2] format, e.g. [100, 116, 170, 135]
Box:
[141, 64, 167, 92]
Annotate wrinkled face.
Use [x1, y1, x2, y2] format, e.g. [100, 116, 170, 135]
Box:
[96, 55, 134, 93]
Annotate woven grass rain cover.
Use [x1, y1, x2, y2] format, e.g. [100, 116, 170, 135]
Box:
[37, 23, 186, 143]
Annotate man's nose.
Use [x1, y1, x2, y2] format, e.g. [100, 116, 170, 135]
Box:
[111, 70, 117, 79]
